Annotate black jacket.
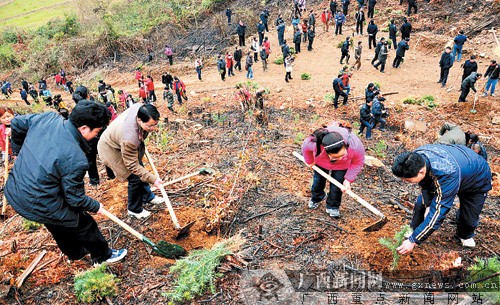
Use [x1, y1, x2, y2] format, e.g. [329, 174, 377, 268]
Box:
[234, 49, 243, 61]
[308, 29, 315, 40]
[355, 11, 365, 23]
[293, 31, 302, 43]
[330, 1, 338, 13]
[360, 103, 372, 121]
[21, 80, 29, 91]
[462, 72, 479, 91]
[308, 13, 316, 26]
[374, 41, 383, 54]
[282, 44, 291, 57]
[389, 24, 397, 38]
[260, 10, 269, 23]
[5, 112, 100, 227]
[396, 40, 409, 57]
[401, 22, 412, 36]
[236, 24, 246, 36]
[462, 60, 478, 77]
[257, 23, 266, 33]
[333, 78, 344, 92]
[367, 23, 378, 35]
[439, 52, 453, 69]
[368, 0, 377, 6]
[485, 63, 500, 80]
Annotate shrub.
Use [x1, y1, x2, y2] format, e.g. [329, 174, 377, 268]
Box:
[294, 132, 306, 145]
[0, 44, 21, 70]
[402, 96, 421, 105]
[379, 225, 412, 270]
[289, 47, 296, 55]
[36, 15, 79, 39]
[301, 73, 311, 80]
[324, 93, 334, 103]
[74, 264, 120, 303]
[466, 257, 500, 304]
[369, 140, 388, 159]
[274, 55, 284, 65]
[373, 81, 381, 90]
[2, 28, 20, 44]
[22, 219, 43, 231]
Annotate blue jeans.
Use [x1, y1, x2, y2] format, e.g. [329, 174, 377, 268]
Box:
[246, 66, 253, 79]
[359, 119, 373, 139]
[452, 44, 463, 62]
[485, 78, 498, 95]
[196, 67, 202, 80]
[343, 84, 351, 95]
[372, 116, 386, 130]
[311, 166, 347, 209]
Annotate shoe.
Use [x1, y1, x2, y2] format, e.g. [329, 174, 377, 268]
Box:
[460, 237, 476, 248]
[491, 93, 495, 97]
[437, 80, 442, 83]
[482, 93, 488, 97]
[106, 249, 128, 263]
[149, 196, 164, 205]
[441, 83, 446, 88]
[308, 194, 327, 209]
[128, 209, 151, 219]
[326, 208, 340, 218]
[366, 137, 372, 140]
[380, 70, 385, 73]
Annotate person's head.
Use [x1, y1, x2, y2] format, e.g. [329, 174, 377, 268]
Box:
[366, 98, 373, 105]
[0, 107, 15, 126]
[137, 104, 160, 132]
[239, 20, 243, 25]
[470, 55, 476, 61]
[476, 73, 482, 79]
[383, 41, 388, 45]
[259, 20, 263, 24]
[235, 46, 239, 50]
[370, 19, 374, 25]
[465, 132, 479, 145]
[105, 102, 111, 107]
[491, 59, 497, 65]
[72, 85, 89, 103]
[283, 39, 287, 44]
[405, 37, 410, 42]
[264, 36, 268, 40]
[69, 101, 111, 141]
[392, 152, 426, 183]
[445, 46, 452, 53]
[98, 80, 104, 84]
[390, 19, 394, 24]
[367, 83, 375, 90]
[403, 17, 408, 23]
[359, 7, 363, 11]
[380, 37, 385, 42]
[118, 89, 123, 94]
[459, 30, 464, 35]
[358, 41, 362, 45]
[174, 76, 179, 81]
[471, 143, 481, 154]
[312, 128, 349, 161]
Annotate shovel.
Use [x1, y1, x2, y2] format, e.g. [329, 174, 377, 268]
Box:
[145, 148, 195, 239]
[1, 133, 9, 216]
[100, 208, 186, 258]
[150, 167, 215, 192]
[470, 92, 478, 114]
[293, 151, 388, 232]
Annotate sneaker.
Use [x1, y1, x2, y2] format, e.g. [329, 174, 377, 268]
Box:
[326, 208, 340, 218]
[308, 194, 327, 209]
[460, 237, 476, 248]
[128, 209, 151, 219]
[491, 93, 495, 97]
[106, 249, 128, 263]
[148, 196, 164, 205]
[482, 92, 488, 97]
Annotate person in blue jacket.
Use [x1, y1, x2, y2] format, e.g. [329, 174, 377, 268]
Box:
[5, 101, 127, 264]
[452, 30, 467, 62]
[392, 144, 492, 254]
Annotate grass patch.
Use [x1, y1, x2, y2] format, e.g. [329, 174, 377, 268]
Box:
[74, 264, 120, 303]
[22, 219, 43, 231]
[294, 132, 306, 145]
[301, 73, 311, 80]
[402, 95, 438, 110]
[369, 140, 387, 159]
[324, 93, 334, 103]
[274, 55, 284, 65]
[379, 225, 411, 270]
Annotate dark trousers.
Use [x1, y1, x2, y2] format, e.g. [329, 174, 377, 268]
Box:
[227, 16, 231, 24]
[393, 55, 403, 67]
[311, 167, 347, 209]
[295, 42, 301, 53]
[45, 211, 111, 263]
[308, 38, 314, 51]
[148, 90, 157, 102]
[374, 59, 386, 72]
[368, 35, 376, 49]
[411, 193, 486, 239]
[258, 32, 264, 45]
[439, 67, 450, 84]
[238, 35, 245, 46]
[176, 91, 184, 104]
[127, 172, 155, 213]
[254, 52, 259, 62]
[407, 3, 417, 16]
[22, 97, 30, 105]
[371, 52, 379, 65]
[334, 90, 348, 108]
[235, 60, 242, 71]
[340, 52, 350, 64]
[220, 69, 226, 81]
[228, 65, 234, 76]
[167, 55, 173, 65]
[87, 138, 100, 185]
[343, 5, 349, 15]
[459, 86, 471, 102]
[285, 71, 292, 81]
[367, 5, 375, 18]
[335, 23, 343, 35]
[356, 21, 363, 34]
[303, 32, 308, 42]
[196, 67, 202, 80]
[359, 119, 373, 139]
[264, 22, 269, 32]
[402, 32, 410, 40]
[372, 115, 386, 130]
[390, 37, 397, 51]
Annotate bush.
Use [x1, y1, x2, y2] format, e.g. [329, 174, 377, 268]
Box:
[373, 81, 381, 89]
[294, 132, 306, 145]
[274, 55, 284, 65]
[74, 264, 120, 303]
[402, 95, 438, 110]
[369, 140, 388, 159]
[36, 15, 79, 39]
[467, 257, 500, 304]
[301, 73, 311, 80]
[379, 225, 412, 270]
[324, 93, 334, 103]
[0, 44, 21, 70]
[2, 28, 20, 44]
[22, 219, 43, 231]
[402, 96, 421, 105]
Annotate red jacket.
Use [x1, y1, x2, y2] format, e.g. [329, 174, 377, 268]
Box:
[226, 55, 234, 68]
[139, 87, 147, 98]
[174, 80, 186, 92]
[54, 74, 61, 83]
[341, 73, 351, 86]
[262, 41, 271, 54]
[107, 105, 118, 121]
[301, 23, 308, 33]
[321, 12, 332, 23]
[144, 78, 154, 91]
[135, 71, 142, 80]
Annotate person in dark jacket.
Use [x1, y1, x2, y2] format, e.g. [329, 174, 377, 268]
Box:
[367, 0, 376, 18]
[260, 9, 270, 32]
[374, 40, 388, 72]
[461, 55, 478, 81]
[466, 134, 488, 161]
[275, 13, 284, 26]
[333, 74, 348, 108]
[389, 19, 397, 51]
[330, 0, 338, 15]
[281, 40, 291, 63]
[400, 18, 412, 40]
[358, 99, 373, 139]
[355, 7, 365, 35]
[236, 21, 246, 47]
[72, 85, 89, 104]
[407, 0, 417, 16]
[393, 37, 410, 68]
[367, 19, 378, 49]
[483, 59, 499, 97]
[340, 36, 350, 64]
[308, 10, 316, 27]
[392, 145, 492, 253]
[452, 30, 467, 62]
[257, 20, 266, 45]
[161, 72, 173, 90]
[371, 37, 384, 65]
[276, 20, 286, 46]
[225, 8, 232, 25]
[234, 46, 243, 71]
[293, 28, 302, 53]
[459, 72, 482, 102]
[371, 94, 387, 130]
[19, 88, 30, 105]
[342, 0, 350, 15]
[217, 55, 226, 81]
[5, 101, 127, 264]
[335, 11, 346, 35]
[307, 26, 316, 51]
[438, 47, 453, 87]
[365, 83, 379, 102]
[21, 78, 29, 92]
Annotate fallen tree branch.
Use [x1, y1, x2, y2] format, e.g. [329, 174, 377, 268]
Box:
[350, 91, 399, 102]
[310, 217, 349, 233]
[388, 199, 412, 215]
[16, 250, 47, 288]
[242, 202, 295, 223]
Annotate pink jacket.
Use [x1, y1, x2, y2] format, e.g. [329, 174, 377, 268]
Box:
[0, 124, 12, 154]
[302, 123, 365, 182]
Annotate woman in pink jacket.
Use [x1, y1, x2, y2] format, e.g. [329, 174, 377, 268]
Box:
[301, 122, 365, 218]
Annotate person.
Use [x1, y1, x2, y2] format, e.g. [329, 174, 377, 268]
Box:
[321, 8, 332, 32]
[355, 7, 365, 35]
[19, 88, 30, 105]
[285, 55, 294, 82]
[434, 122, 466, 145]
[135, 68, 143, 88]
[438, 47, 453, 88]
[173, 76, 187, 105]
[28, 84, 39, 103]
[260, 46, 269, 71]
[144, 75, 156, 103]
[342, 0, 350, 16]
[461, 55, 477, 81]
[277, 20, 286, 46]
[367, 19, 378, 49]
[483, 59, 499, 97]
[335, 11, 346, 35]
[66, 79, 74, 95]
[226, 53, 234, 77]
[367, 0, 376, 18]
[308, 10, 316, 28]
[163, 71, 174, 90]
[5, 101, 127, 264]
[97, 80, 107, 102]
[0, 107, 14, 162]
[393, 37, 410, 68]
[21, 78, 29, 92]
[407, 0, 417, 16]
[352, 41, 363, 70]
[260, 9, 270, 32]
[217, 55, 226, 81]
[195, 58, 203, 81]
[389, 19, 397, 51]
[236, 21, 246, 47]
[365, 82, 379, 102]
[391, 145, 492, 254]
[146, 44, 154, 63]
[294, 0, 301, 17]
[458, 72, 482, 102]
[98, 103, 164, 219]
[293, 28, 302, 53]
[275, 13, 284, 26]
[452, 30, 467, 62]
[234, 46, 243, 71]
[340, 66, 352, 95]
[281, 40, 291, 65]
[225, 8, 232, 25]
[340, 37, 350, 64]
[72, 86, 89, 104]
[42, 89, 53, 106]
[358, 99, 373, 140]
[302, 122, 365, 218]
[138, 84, 147, 103]
[332, 74, 348, 108]
[257, 20, 266, 45]
[307, 25, 315, 51]
[125, 94, 135, 109]
[292, 15, 301, 29]
[245, 52, 254, 79]
[371, 93, 387, 131]
[164, 45, 174, 65]
[330, 0, 338, 15]
[302, 19, 309, 43]
[251, 36, 259, 62]
[106, 102, 118, 121]
[163, 87, 175, 112]
[374, 40, 388, 72]
[371, 37, 384, 66]
[400, 18, 412, 40]
[1, 81, 12, 98]
[54, 73, 62, 88]
[117, 90, 128, 109]
[466, 134, 487, 161]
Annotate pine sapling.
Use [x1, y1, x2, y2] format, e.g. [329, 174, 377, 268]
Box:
[379, 225, 412, 270]
[74, 263, 120, 303]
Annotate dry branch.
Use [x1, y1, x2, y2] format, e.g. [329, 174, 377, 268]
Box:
[350, 91, 399, 102]
[15, 250, 47, 288]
